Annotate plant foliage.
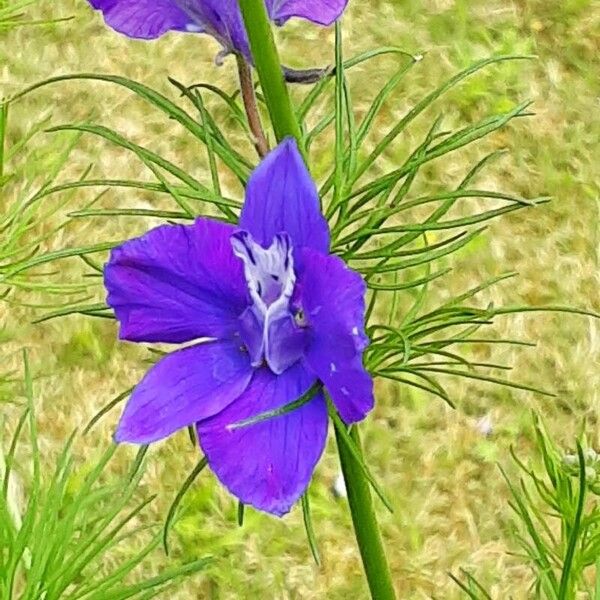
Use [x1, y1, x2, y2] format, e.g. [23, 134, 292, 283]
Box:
[0, 351, 210, 599]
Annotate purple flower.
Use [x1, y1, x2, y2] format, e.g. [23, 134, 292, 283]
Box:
[88, 0, 348, 62]
[105, 138, 373, 516]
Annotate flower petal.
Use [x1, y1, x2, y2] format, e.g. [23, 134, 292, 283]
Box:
[298, 248, 374, 423]
[197, 363, 327, 516]
[105, 218, 248, 344]
[89, 0, 344, 58]
[116, 341, 253, 444]
[89, 0, 253, 58]
[240, 138, 329, 255]
[88, 0, 193, 39]
[182, 0, 251, 58]
[266, 313, 308, 375]
[267, 0, 349, 26]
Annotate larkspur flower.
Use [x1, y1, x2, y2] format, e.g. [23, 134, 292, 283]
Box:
[87, 0, 348, 63]
[105, 138, 373, 516]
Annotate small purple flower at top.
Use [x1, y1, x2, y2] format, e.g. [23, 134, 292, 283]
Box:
[104, 138, 373, 516]
[87, 0, 348, 62]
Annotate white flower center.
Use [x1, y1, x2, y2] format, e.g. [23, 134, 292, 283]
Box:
[231, 231, 298, 373]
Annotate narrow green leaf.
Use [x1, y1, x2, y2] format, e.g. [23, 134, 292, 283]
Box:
[89, 557, 211, 600]
[501, 465, 559, 594]
[35, 179, 240, 210]
[128, 445, 149, 482]
[333, 22, 345, 212]
[163, 457, 208, 555]
[1, 241, 120, 281]
[298, 47, 418, 122]
[352, 55, 533, 183]
[69, 208, 192, 221]
[355, 56, 417, 148]
[409, 365, 555, 397]
[558, 443, 586, 600]
[338, 199, 548, 245]
[187, 425, 197, 447]
[32, 302, 108, 324]
[448, 572, 483, 600]
[367, 268, 451, 291]
[363, 228, 485, 278]
[183, 81, 248, 128]
[301, 493, 321, 566]
[228, 383, 322, 430]
[0, 102, 7, 178]
[11, 74, 251, 180]
[45, 123, 237, 218]
[2, 407, 29, 498]
[328, 402, 394, 513]
[83, 387, 134, 435]
[196, 90, 222, 197]
[375, 371, 453, 407]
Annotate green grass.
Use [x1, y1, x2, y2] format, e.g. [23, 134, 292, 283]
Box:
[1, 0, 599, 598]
[0, 354, 210, 600]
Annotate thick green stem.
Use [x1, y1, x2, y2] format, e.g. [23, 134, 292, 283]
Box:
[335, 425, 396, 600]
[236, 3, 392, 595]
[237, 0, 303, 147]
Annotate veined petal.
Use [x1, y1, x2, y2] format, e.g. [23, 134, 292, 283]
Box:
[240, 138, 329, 255]
[266, 313, 308, 375]
[298, 248, 374, 424]
[105, 218, 248, 344]
[90, 0, 344, 59]
[116, 341, 252, 444]
[267, 0, 349, 26]
[88, 0, 193, 39]
[176, 0, 251, 58]
[89, 0, 252, 57]
[197, 363, 327, 516]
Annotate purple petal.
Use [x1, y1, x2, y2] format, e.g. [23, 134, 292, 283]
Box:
[104, 218, 248, 344]
[298, 248, 374, 424]
[266, 313, 308, 375]
[238, 307, 264, 367]
[116, 341, 252, 444]
[89, 0, 344, 59]
[88, 0, 252, 58]
[88, 0, 193, 39]
[197, 363, 327, 516]
[267, 0, 349, 26]
[240, 138, 329, 255]
[182, 0, 251, 58]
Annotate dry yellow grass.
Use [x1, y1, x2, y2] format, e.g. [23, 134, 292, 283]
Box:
[2, 0, 600, 598]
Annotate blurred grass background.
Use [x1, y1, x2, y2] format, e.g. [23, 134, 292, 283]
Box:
[1, 0, 599, 597]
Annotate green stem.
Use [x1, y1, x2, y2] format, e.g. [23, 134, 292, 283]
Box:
[335, 424, 396, 599]
[238, 0, 303, 147]
[236, 3, 392, 595]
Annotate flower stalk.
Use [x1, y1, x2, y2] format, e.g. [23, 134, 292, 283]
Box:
[335, 424, 396, 599]
[238, 0, 303, 147]
[238, 3, 395, 596]
[236, 55, 269, 158]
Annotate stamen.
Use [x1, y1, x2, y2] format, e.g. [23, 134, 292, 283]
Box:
[294, 309, 307, 328]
